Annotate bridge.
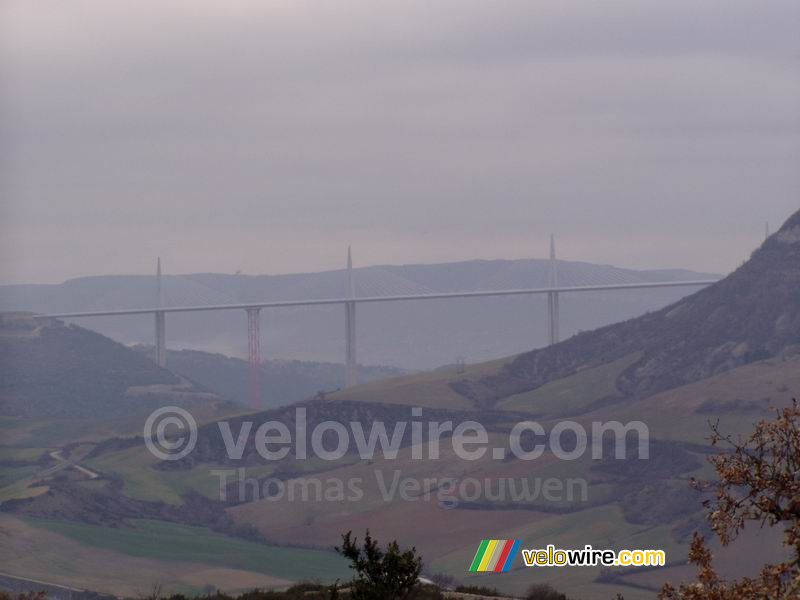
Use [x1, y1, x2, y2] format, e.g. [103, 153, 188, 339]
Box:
[41, 237, 720, 408]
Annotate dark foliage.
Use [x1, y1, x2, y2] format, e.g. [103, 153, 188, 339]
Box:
[0, 319, 178, 417]
[661, 400, 800, 598]
[135, 346, 404, 409]
[335, 530, 423, 600]
[524, 583, 571, 600]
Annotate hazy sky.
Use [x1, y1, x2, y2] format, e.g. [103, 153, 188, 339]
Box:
[2, 1, 798, 284]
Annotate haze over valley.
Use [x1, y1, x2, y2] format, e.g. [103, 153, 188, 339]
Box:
[0, 257, 717, 370]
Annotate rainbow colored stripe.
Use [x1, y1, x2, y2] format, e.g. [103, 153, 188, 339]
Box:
[469, 540, 521, 572]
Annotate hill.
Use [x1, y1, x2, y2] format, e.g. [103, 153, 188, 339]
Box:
[0, 258, 717, 370]
[2, 213, 798, 599]
[0, 314, 402, 419]
[134, 347, 405, 409]
[6, 353, 795, 598]
[453, 209, 800, 406]
[0, 314, 204, 418]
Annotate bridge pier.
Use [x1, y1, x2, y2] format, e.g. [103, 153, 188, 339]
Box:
[154, 258, 167, 367]
[547, 235, 560, 345]
[155, 312, 167, 367]
[246, 307, 261, 409]
[345, 247, 357, 388]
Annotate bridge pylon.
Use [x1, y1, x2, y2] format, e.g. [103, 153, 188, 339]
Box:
[344, 246, 357, 388]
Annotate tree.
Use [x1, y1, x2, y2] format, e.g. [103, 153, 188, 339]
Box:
[335, 530, 423, 599]
[660, 399, 800, 599]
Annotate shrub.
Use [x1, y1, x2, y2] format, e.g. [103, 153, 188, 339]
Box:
[525, 583, 569, 600]
[335, 530, 423, 600]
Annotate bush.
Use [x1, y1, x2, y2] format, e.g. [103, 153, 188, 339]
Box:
[525, 583, 569, 600]
[335, 530, 423, 600]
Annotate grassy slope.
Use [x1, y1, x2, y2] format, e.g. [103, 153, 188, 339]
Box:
[85, 445, 278, 504]
[0, 446, 47, 460]
[0, 398, 250, 449]
[0, 321, 179, 418]
[434, 505, 684, 599]
[0, 464, 40, 488]
[26, 518, 349, 584]
[228, 431, 521, 541]
[0, 513, 303, 596]
[496, 352, 641, 415]
[234, 354, 798, 598]
[6, 353, 798, 599]
[0, 400, 253, 505]
[328, 356, 515, 409]
[591, 354, 800, 445]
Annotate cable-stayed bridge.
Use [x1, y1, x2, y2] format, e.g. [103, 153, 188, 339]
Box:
[39, 239, 720, 408]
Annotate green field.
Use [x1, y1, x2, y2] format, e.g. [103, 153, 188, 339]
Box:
[0, 400, 250, 449]
[26, 518, 350, 583]
[497, 353, 641, 415]
[0, 479, 49, 503]
[85, 444, 364, 505]
[0, 464, 40, 488]
[0, 446, 47, 461]
[85, 445, 281, 504]
[331, 355, 516, 409]
[0, 414, 152, 448]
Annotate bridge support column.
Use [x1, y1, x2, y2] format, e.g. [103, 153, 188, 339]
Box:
[547, 234, 560, 345]
[246, 308, 262, 409]
[155, 311, 167, 367]
[154, 257, 167, 367]
[345, 247, 357, 388]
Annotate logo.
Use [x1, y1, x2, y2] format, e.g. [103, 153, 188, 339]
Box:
[144, 406, 197, 461]
[469, 540, 521, 572]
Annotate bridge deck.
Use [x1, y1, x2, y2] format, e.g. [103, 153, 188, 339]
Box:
[41, 279, 719, 319]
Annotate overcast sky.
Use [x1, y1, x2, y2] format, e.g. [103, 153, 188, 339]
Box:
[1, 1, 798, 284]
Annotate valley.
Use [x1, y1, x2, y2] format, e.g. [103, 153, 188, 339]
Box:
[2, 211, 799, 598]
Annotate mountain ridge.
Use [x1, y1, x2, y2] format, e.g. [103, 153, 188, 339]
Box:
[453, 208, 800, 406]
[0, 258, 719, 370]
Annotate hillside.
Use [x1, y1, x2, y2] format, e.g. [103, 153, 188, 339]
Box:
[0, 314, 401, 419]
[2, 215, 797, 599]
[134, 347, 405, 409]
[0, 314, 197, 418]
[5, 352, 796, 598]
[0, 258, 717, 369]
[453, 209, 800, 406]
